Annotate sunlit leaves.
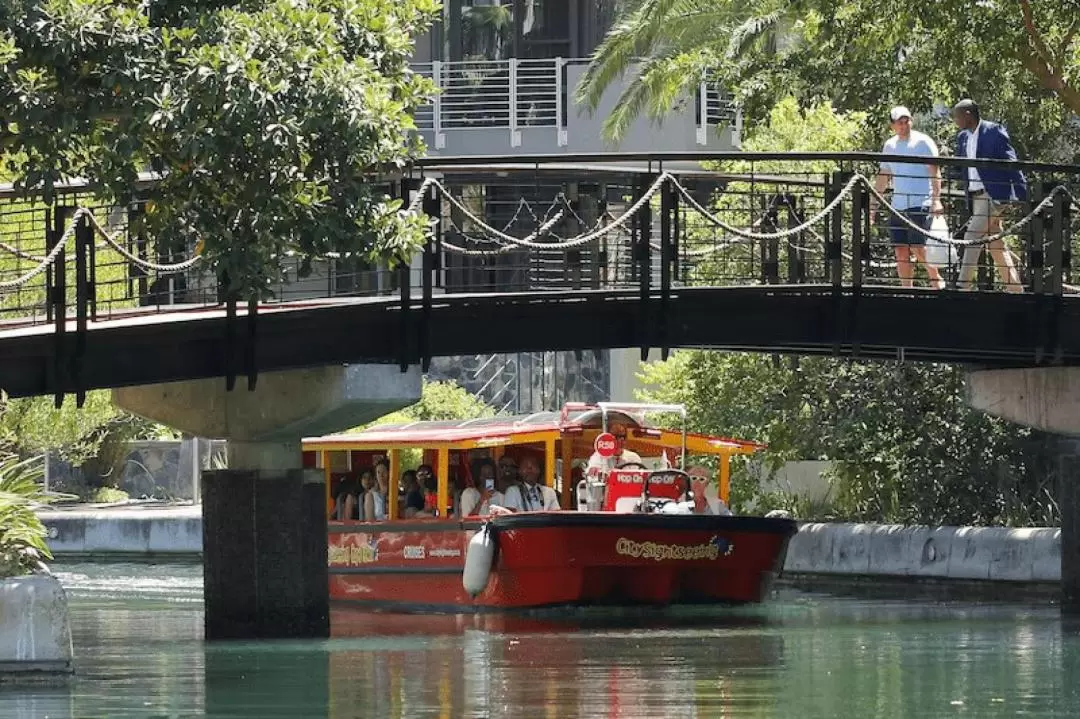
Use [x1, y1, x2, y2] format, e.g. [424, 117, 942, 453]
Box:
[0, 0, 438, 298]
[581, 0, 1080, 161]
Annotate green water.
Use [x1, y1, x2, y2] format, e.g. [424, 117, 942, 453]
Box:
[3, 562, 1078, 717]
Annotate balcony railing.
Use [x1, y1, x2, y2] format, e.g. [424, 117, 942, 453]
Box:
[411, 58, 740, 155]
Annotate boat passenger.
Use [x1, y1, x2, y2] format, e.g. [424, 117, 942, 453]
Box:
[400, 469, 425, 518]
[500, 454, 560, 512]
[417, 464, 440, 515]
[496, 454, 520, 496]
[586, 421, 643, 474]
[333, 475, 361, 521]
[363, 466, 389, 521]
[463, 459, 502, 516]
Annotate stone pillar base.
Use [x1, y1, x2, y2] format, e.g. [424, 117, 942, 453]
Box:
[202, 469, 329, 639]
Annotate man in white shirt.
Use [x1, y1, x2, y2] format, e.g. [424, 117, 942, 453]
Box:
[869, 106, 945, 289]
[500, 454, 560, 512]
[586, 421, 644, 477]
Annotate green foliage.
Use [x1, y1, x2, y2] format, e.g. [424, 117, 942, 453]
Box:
[88, 486, 129, 504]
[579, 0, 1080, 160]
[0, 390, 178, 466]
[0, 453, 53, 577]
[0, 0, 439, 299]
[364, 377, 497, 428]
[353, 377, 496, 468]
[638, 352, 1059, 527]
[0, 390, 121, 464]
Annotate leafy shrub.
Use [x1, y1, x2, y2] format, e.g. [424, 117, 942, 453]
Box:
[0, 454, 53, 578]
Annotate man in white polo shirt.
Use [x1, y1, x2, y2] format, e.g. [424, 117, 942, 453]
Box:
[870, 106, 946, 289]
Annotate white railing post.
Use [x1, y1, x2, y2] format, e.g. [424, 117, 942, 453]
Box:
[696, 80, 708, 145]
[509, 58, 521, 147]
[734, 105, 743, 147]
[432, 60, 445, 149]
[555, 58, 567, 146]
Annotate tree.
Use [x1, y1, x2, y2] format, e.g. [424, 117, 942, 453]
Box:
[639, 352, 1058, 527]
[636, 99, 1059, 527]
[355, 378, 497, 468]
[360, 377, 497, 429]
[577, 0, 1080, 160]
[0, 0, 439, 299]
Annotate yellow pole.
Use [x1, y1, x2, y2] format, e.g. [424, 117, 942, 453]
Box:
[437, 447, 450, 517]
[388, 448, 401, 520]
[719, 453, 731, 505]
[560, 438, 574, 509]
[322, 450, 332, 519]
[544, 437, 556, 491]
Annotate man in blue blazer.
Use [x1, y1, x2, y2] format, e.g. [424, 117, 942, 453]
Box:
[952, 99, 1024, 292]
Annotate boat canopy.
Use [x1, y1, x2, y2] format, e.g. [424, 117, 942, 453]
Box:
[304, 410, 764, 456]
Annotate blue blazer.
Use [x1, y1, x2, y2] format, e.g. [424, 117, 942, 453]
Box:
[955, 121, 1028, 203]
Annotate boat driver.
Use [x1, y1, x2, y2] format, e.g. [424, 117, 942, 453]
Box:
[586, 421, 644, 475]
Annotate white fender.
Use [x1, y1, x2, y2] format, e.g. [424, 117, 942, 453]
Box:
[462, 524, 497, 597]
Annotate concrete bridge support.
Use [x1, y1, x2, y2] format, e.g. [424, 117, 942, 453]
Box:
[967, 367, 1080, 611]
[114, 364, 421, 639]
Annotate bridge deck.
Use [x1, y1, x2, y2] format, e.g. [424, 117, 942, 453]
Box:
[4, 285, 1079, 400]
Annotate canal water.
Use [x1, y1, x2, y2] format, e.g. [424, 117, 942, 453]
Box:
[4, 562, 1080, 718]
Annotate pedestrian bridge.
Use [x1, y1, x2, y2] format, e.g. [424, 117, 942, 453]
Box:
[1, 151, 1078, 404]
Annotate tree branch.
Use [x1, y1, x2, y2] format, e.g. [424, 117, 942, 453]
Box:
[1019, 0, 1056, 68]
[1058, 17, 1079, 59]
[1018, 43, 1080, 116]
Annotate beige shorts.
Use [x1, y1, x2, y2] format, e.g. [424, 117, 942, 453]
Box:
[963, 191, 999, 243]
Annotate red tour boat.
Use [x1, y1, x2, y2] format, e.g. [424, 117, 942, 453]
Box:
[304, 402, 797, 612]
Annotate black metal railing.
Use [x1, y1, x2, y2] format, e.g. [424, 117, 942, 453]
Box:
[2, 151, 1079, 404]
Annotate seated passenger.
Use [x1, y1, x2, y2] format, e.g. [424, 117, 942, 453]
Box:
[333, 476, 361, 521]
[363, 467, 388, 521]
[417, 464, 439, 516]
[500, 454, 559, 512]
[586, 421, 643, 475]
[400, 469, 425, 518]
[462, 460, 501, 516]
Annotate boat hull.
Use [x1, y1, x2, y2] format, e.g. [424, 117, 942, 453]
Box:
[328, 513, 797, 613]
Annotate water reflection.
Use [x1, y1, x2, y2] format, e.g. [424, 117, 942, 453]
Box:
[325, 611, 786, 718]
[1, 564, 1079, 717]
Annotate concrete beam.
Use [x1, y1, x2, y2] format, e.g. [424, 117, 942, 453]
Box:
[113, 364, 421, 441]
[967, 366, 1080, 435]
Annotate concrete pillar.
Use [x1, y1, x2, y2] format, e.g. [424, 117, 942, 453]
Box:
[967, 367, 1080, 612]
[113, 364, 421, 639]
[201, 442, 330, 639]
[1060, 438, 1080, 612]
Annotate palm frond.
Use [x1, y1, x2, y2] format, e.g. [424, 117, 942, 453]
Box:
[576, 0, 714, 112]
[725, 11, 783, 60]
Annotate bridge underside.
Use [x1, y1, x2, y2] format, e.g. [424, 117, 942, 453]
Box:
[2, 285, 1078, 400]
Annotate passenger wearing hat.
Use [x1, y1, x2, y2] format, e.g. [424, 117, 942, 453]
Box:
[951, 99, 1025, 293]
[869, 105, 946, 289]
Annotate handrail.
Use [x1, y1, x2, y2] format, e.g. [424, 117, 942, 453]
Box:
[413, 150, 1080, 175]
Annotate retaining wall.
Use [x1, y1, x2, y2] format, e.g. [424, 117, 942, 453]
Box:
[39, 511, 1064, 584]
[41, 506, 202, 557]
[784, 523, 1061, 582]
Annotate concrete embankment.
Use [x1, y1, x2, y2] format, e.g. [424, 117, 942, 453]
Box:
[39, 507, 1062, 587]
[40, 504, 202, 559]
[784, 522, 1060, 583]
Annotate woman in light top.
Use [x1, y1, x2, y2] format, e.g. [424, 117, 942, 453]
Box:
[364, 463, 389, 521]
